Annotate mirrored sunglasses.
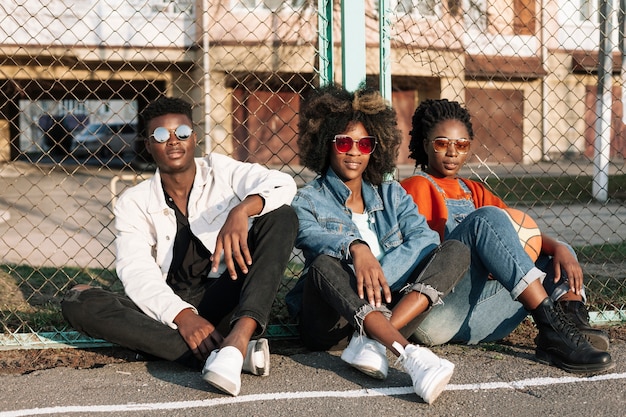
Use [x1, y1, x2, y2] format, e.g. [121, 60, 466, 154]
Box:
[332, 135, 377, 155]
[149, 124, 194, 143]
[431, 137, 471, 154]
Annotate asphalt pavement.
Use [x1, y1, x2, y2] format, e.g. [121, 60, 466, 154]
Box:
[0, 341, 625, 416]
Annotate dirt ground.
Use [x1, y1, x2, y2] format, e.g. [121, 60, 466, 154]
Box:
[1, 319, 625, 376]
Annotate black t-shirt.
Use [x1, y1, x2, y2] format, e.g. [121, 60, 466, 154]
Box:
[163, 188, 213, 291]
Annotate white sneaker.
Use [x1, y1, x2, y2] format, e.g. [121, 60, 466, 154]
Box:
[243, 338, 270, 376]
[202, 346, 243, 396]
[393, 342, 454, 404]
[341, 333, 388, 379]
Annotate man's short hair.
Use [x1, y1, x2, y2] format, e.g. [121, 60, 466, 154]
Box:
[141, 97, 193, 137]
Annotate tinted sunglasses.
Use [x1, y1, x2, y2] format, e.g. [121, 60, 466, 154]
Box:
[332, 135, 377, 155]
[149, 124, 194, 143]
[430, 137, 471, 154]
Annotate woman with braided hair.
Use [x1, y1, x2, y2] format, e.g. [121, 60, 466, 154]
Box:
[401, 98, 613, 374]
[286, 84, 470, 404]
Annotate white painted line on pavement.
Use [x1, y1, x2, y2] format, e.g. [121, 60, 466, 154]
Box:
[2, 372, 626, 416]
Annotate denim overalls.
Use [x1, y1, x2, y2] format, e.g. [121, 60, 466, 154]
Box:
[411, 173, 573, 345]
[418, 173, 476, 238]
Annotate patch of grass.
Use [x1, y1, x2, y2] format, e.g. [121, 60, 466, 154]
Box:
[585, 277, 626, 311]
[0, 264, 122, 306]
[0, 264, 123, 333]
[484, 174, 626, 204]
[575, 241, 626, 263]
[271, 260, 304, 325]
[573, 241, 626, 309]
[1, 305, 68, 333]
[475, 342, 512, 357]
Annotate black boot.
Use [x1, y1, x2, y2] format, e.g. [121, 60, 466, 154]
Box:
[559, 300, 610, 351]
[531, 297, 613, 374]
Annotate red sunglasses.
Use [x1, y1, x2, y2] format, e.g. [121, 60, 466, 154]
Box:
[332, 135, 377, 155]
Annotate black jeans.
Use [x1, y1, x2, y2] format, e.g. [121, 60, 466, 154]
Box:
[61, 205, 298, 369]
[298, 239, 470, 351]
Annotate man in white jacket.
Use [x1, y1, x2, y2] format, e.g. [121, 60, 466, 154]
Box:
[62, 97, 298, 397]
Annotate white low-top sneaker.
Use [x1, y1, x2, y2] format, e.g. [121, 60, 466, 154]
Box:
[393, 342, 454, 404]
[243, 338, 270, 376]
[341, 333, 388, 379]
[202, 346, 243, 396]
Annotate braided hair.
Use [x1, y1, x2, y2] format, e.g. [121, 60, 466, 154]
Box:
[297, 84, 401, 185]
[408, 98, 474, 171]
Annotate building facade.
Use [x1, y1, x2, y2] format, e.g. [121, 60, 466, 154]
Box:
[0, 0, 624, 167]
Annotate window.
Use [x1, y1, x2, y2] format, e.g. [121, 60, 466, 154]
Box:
[562, 0, 599, 23]
[397, 0, 435, 16]
[514, 0, 535, 35]
[375, 0, 438, 17]
[231, 0, 307, 11]
[578, 0, 593, 21]
[149, 0, 193, 14]
[466, 0, 487, 31]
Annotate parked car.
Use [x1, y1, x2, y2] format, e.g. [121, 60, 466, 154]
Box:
[40, 113, 89, 155]
[71, 122, 138, 157]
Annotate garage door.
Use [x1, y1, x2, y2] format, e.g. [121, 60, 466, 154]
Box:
[465, 88, 524, 164]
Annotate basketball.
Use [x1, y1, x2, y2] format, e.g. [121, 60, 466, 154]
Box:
[502, 207, 542, 261]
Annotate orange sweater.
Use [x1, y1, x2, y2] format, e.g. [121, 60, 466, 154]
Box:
[400, 175, 507, 240]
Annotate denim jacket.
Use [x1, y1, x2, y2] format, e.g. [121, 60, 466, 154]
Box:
[287, 168, 440, 316]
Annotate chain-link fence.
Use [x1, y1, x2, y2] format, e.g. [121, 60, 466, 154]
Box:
[0, 0, 625, 349]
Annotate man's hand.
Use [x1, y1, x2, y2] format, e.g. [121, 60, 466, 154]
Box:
[350, 242, 391, 307]
[173, 308, 223, 361]
[212, 205, 252, 279]
[211, 195, 264, 279]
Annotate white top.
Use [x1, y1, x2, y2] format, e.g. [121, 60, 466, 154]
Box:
[352, 211, 383, 260]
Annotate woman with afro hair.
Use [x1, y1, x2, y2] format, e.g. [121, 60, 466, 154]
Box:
[401, 98, 612, 374]
[286, 85, 470, 404]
